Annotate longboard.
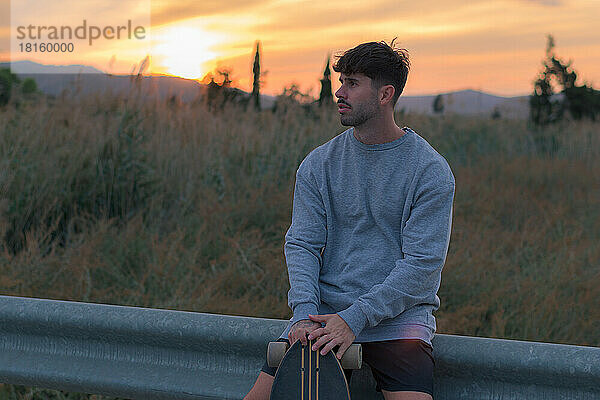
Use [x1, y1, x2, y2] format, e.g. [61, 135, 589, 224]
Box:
[269, 339, 361, 399]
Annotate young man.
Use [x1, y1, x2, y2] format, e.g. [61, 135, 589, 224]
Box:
[244, 40, 455, 400]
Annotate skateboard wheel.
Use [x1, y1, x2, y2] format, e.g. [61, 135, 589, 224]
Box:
[340, 343, 362, 369]
[267, 341, 289, 368]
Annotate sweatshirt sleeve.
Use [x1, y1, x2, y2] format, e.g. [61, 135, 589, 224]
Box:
[284, 163, 327, 326]
[337, 171, 455, 337]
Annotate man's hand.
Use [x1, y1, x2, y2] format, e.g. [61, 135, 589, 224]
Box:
[307, 314, 356, 360]
[288, 319, 322, 346]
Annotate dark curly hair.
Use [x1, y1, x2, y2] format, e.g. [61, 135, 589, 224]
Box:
[332, 38, 410, 105]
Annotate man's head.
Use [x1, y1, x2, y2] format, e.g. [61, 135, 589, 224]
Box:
[332, 39, 410, 126]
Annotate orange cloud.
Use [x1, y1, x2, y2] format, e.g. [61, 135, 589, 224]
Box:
[151, 0, 266, 27]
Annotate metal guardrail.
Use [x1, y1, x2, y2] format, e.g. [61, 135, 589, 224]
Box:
[0, 295, 598, 399]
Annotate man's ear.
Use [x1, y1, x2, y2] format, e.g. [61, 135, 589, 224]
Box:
[379, 84, 396, 106]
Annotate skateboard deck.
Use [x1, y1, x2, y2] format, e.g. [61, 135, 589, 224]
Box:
[269, 339, 352, 399]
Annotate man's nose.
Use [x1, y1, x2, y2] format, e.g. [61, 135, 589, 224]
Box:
[335, 86, 345, 99]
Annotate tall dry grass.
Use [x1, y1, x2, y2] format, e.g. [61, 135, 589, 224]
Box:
[0, 84, 599, 399]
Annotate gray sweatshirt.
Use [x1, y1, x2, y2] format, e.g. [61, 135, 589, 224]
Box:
[280, 126, 455, 345]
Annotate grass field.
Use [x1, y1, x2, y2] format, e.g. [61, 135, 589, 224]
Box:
[0, 88, 598, 399]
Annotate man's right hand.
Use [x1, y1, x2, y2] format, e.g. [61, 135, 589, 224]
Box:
[288, 319, 322, 346]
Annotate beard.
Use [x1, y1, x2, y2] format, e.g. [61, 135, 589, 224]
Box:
[339, 96, 380, 127]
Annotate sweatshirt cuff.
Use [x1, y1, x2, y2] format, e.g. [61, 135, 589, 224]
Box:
[291, 303, 319, 326]
[337, 302, 368, 338]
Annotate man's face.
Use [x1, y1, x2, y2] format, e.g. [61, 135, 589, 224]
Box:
[335, 73, 380, 127]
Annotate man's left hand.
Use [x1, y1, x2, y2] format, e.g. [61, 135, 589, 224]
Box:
[307, 314, 356, 360]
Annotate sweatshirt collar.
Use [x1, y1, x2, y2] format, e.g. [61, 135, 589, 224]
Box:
[349, 127, 412, 151]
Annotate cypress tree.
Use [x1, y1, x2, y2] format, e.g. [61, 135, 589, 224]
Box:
[252, 41, 261, 110]
[319, 56, 333, 107]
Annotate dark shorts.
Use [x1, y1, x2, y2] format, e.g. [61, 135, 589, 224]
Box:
[260, 338, 434, 395]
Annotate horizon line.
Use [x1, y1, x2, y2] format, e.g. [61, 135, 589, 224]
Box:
[1, 59, 533, 99]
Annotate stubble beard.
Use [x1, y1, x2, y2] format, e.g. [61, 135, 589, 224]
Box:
[339, 97, 380, 127]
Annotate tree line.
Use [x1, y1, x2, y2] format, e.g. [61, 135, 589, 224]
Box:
[431, 34, 600, 124]
[201, 41, 334, 113]
[4, 35, 598, 123]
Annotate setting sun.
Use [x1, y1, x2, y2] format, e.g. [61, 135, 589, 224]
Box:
[152, 24, 223, 80]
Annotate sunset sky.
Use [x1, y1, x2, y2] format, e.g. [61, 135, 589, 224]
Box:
[1, 0, 599, 97]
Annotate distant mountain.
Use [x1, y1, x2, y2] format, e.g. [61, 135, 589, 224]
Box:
[6, 60, 104, 74]
[0, 60, 277, 108]
[1, 61, 207, 102]
[396, 89, 531, 120]
[1, 61, 534, 118]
